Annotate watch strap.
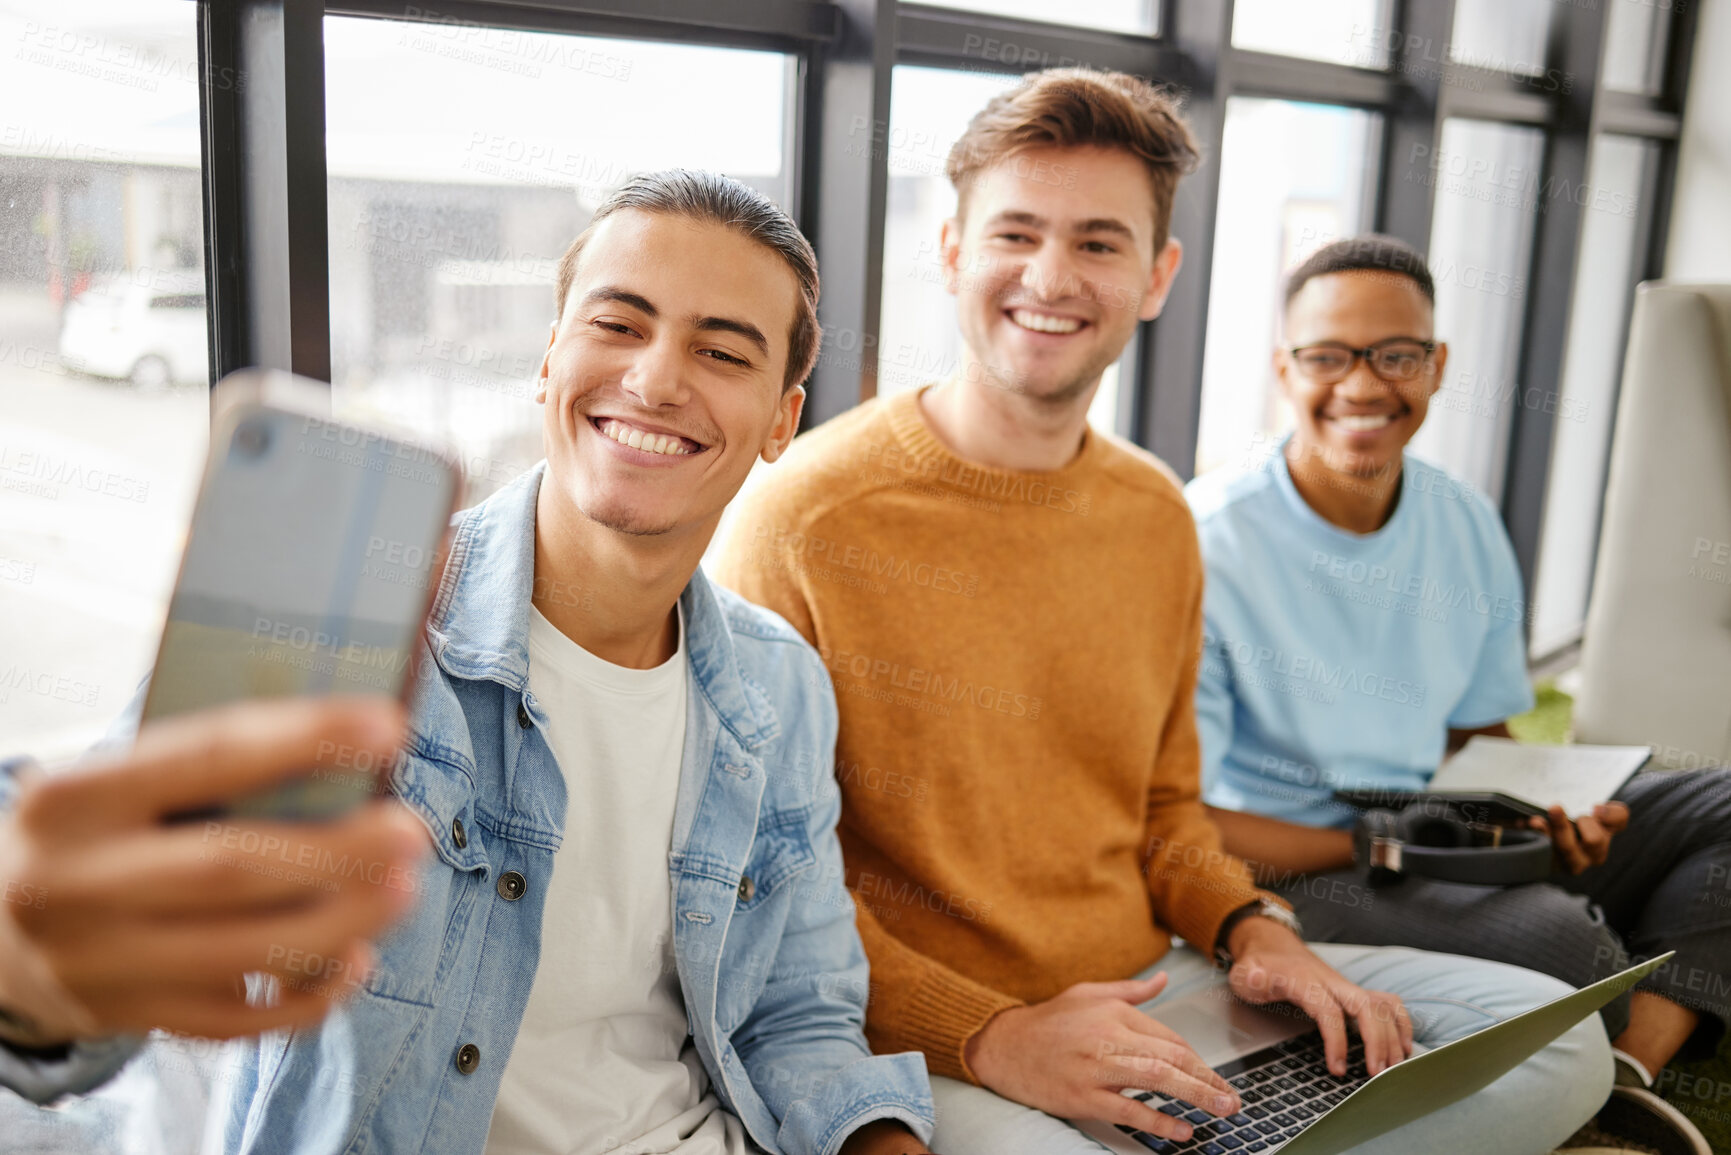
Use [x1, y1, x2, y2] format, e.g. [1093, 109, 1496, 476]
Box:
[1212, 898, 1302, 969]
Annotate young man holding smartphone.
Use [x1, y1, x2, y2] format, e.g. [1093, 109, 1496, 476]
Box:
[0, 172, 935, 1155]
[714, 68, 1612, 1153]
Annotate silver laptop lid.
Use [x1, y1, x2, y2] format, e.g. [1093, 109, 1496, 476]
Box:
[1280, 952, 1670, 1155]
[1077, 952, 1670, 1155]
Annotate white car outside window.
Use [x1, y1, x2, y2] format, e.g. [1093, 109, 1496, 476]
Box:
[59, 270, 210, 389]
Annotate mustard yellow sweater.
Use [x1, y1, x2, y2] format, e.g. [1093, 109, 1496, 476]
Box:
[713, 388, 1272, 1081]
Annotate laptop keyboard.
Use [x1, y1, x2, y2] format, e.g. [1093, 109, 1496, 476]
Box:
[1115, 1032, 1370, 1154]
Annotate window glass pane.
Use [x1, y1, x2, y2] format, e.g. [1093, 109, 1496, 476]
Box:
[1449, 0, 1551, 77]
[324, 17, 792, 505]
[1530, 135, 1656, 657]
[0, 0, 209, 763]
[1409, 118, 1545, 501]
[912, 0, 1158, 37]
[878, 65, 1130, 433]
[1232, 0, 1391, 69]
[1601, 0, 1673, 94]
[1193, 98, 1380, 477]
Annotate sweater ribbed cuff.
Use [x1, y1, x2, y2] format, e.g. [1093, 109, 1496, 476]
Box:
[1164, 880, 1270, 962]
[892, 970, 1023, 1084]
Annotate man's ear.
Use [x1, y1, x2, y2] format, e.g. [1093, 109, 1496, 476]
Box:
[1269, 344, 1306, 436]
[1138, 238, 1185, 322]
[1271, 343, 1293, 398]
[760, 385, 806, 464]
[535, 319, 557, 402]
[939, 217, 964, 297]
[1428, 340, 1448, 395]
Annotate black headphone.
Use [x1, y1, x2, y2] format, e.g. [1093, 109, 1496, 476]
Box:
[1353, 802, 1553, 887]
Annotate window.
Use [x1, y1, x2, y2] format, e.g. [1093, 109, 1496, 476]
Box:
[1448, 0, 1552, 78]
[879, 67, 1017, 402]
[1231, 0, 1391, 69]
[1601, 0, 1674, 95]
[913, 0, 1158, 37]
[0, 0, 1693, 781]
[1409, 118, 1544, 501]
[1529, 135, 1657, 657]
[323, 16, 794, 506]
[877, 64, 1133, 434]
[0, 0, 209, 762]
[1193, 98, 1380, 476]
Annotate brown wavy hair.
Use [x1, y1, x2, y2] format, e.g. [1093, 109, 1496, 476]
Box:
[946, 67, 1200, 256]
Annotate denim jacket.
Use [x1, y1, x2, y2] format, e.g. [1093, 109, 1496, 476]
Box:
[0, 461, 933, 1155]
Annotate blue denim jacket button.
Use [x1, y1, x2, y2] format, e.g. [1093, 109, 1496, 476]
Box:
[737, 875, 755, 902]
[497, 871, 526, 901]
[451, 816, 467, 849]
[454, 1043, 480, 1075]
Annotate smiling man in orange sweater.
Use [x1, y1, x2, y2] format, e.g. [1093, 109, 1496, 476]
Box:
[714, 68, 1611, 1155]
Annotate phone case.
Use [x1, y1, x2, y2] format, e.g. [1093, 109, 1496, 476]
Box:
[146, 369, 463, 820]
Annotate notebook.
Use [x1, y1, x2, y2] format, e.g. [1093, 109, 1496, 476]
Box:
[1335, 736, 1651, 819]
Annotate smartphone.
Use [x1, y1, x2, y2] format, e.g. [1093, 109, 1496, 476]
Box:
[143, 370, 462, 820]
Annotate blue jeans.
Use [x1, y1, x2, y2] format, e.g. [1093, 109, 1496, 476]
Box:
[930, 943, 1612, 1155]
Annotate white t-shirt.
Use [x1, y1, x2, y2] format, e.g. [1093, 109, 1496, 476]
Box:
[485, 605, 747, 1155]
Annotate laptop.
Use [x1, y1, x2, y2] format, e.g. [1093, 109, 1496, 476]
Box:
[1073, 953, 1671, 1155]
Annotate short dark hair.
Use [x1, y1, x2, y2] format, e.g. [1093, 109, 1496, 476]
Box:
[1283, 234, 1436, 311]
[553, 170, 820, 392]
[946, 67, 1200, 257]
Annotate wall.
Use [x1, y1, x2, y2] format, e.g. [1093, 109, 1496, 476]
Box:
[1664, 0, 1731, 279]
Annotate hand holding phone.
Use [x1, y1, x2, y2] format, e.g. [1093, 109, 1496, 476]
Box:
[0, 373, 456, 1049]
[143, 371, 460, 820]
[0, 697, 428, 1048]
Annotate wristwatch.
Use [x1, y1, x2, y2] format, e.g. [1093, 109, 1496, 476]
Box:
[1213, 898, 1303, 971]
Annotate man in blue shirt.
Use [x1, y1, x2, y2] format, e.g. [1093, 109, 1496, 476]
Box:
[0, 171, 936, 1155]
[1188, 233, 1731, 1154]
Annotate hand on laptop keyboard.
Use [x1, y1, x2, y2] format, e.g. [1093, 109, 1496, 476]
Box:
[965, 971, 1242, 1146]
[1220, 918, 1414, 1077]
[1117, 1033, 1372, 1154]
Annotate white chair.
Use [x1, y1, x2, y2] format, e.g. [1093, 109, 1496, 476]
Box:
[1573, 282, 1731, 769]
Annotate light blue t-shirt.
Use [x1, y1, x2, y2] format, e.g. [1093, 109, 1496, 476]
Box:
[1184, 439, 1534, 829]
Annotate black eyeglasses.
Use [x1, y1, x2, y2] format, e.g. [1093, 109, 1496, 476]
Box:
[1288, 339, 1438, 384]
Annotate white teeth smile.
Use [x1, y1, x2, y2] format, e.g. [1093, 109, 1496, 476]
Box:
[1009, 309, 1083, 334]
[1332, 413, 1394, 432]
[595, 417, 701, 457]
